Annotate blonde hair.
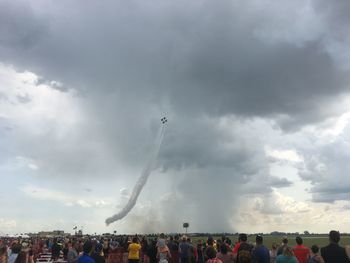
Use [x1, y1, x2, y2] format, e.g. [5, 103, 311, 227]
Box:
[283, 246, 294, 257]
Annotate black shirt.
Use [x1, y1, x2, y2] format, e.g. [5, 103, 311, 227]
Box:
[321, 243, 350, 263]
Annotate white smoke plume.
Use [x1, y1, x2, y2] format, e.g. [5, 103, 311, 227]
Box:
[105, 121, 166, 225]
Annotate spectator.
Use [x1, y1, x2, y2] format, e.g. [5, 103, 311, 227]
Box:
[234, 234, 252, 263]
[293, 236, 309, 263]
[108, 240, 123, 263]
[205, 247, 222, 263]
[269, 243, 277, 263]
[252, 235, 270, 263]
[141, 238, 149, 263]
[148, 240, 158, 263]
[216, 244, 234, 263]
[308, 245, 324, 263]
[157, 240, 171, 263]
[128, 237, 141, 263]
[76, 240, 95, 263]
[67, 242, 80, 263]
[92, 242, 105, 263]
[51, 239, 62, 261]
[0, 244, 7, 263]
[187, 238, 196, 263]
[276, 247, 297, 263]
[14, 251, 27, 263]
[321, 230, 350, 263]
[196, 240, 204, 263]
[169, 236, 179, 263]
[103, 239, 110, 261]
[9, 243, 21, 263]
[179, 236, 190, 263]
[63, 242, 69, 260]
[276, 237, 288, 256]
[157, 234, 166, 249]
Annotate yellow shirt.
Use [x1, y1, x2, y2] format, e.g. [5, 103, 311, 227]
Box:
[128, 243, 141, 260]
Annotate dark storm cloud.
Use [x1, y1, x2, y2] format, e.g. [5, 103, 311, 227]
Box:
[313, 0, 350, 34]
[0, 1, 48, 48]
[0, 0, 349, 126]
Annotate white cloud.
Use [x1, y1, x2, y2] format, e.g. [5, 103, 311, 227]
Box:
[0, 63, 84, 138]
[265, 146, 303, 163]
[21, 184, 113, 208]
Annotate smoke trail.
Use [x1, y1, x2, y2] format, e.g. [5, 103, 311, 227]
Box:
[105, 122, 166, 225]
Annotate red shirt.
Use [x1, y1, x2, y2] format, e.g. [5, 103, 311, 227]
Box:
[293, 245, 309, 263]
[232, 243, 241, 254]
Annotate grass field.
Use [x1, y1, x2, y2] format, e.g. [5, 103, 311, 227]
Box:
[189, 235, 350, 249]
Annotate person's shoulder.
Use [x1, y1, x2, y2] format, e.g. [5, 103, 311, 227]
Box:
[320, 246, 327, 257]
[88, 255, 96, 263]
[233, 243, 240, 249]
[261, 245, 270, 252]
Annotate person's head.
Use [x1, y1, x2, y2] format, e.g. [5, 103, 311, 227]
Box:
[132, 237, 138, 243]
[182, 236, 187, 242]
[311, 245, 319, 254]
[0, 245, 7, 256]
[271, 243, 277, 250]
[329, 230, 340, 243]
[83, 240, 93, 254]
[160, 233, 165, 239]
[283, 246, 294, 257]
[207, 236, 214, 246]
[256, 235, 263, 245]
[11, 243, 22, 254]
[282, 236, 288, 245]
[296, 236, 303, 245]
[206, 246, 217, 259]
[220, 244, 228, 254]
[239, 233, 247, 242]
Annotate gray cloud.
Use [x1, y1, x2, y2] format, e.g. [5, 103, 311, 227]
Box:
[0, 1, 48, 48]
[297, 124, 350, 203]
[0, 0, 349, 127]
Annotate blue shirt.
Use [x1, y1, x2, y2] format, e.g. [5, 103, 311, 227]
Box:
[252, 245, 270, 263]
[76, 253, 95, 263]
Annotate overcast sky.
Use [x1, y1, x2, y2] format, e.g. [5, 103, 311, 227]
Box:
[1, 0, 350, 235]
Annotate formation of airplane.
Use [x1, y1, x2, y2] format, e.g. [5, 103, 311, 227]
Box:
[161, 117, 167, 124]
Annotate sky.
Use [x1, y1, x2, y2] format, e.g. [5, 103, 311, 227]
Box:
[1, 0, 350, 235]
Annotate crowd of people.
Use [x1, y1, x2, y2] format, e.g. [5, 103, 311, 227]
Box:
[1, 230, 350, 263]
